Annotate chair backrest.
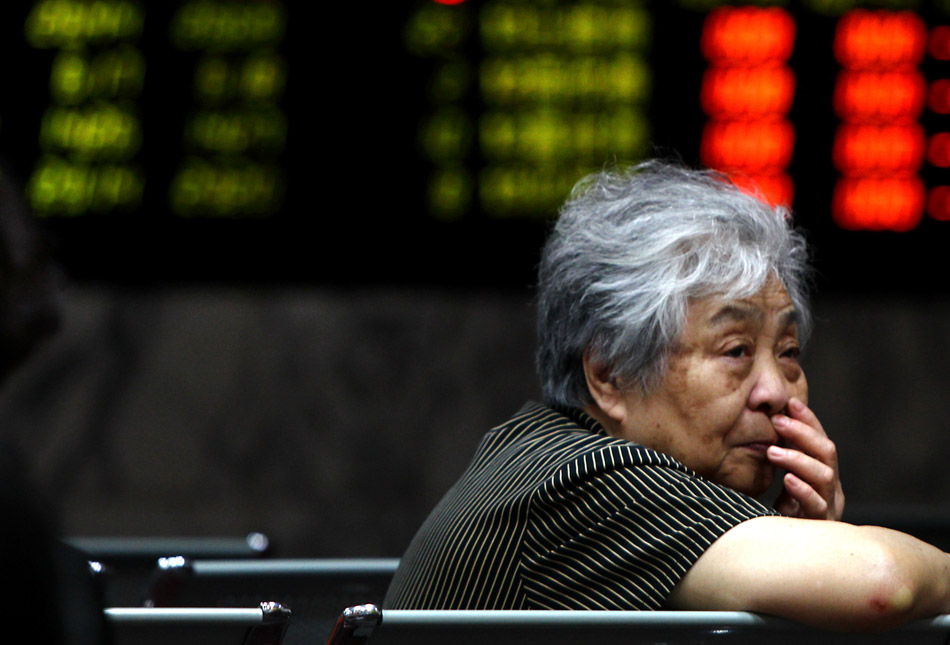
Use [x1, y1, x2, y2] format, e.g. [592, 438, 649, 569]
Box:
[65, 534, 271, 606]
[105, 602, 291, 645]
[326, 604, 950, 645]
[67, 535, 272, 561]
[143, 558, 399, 645]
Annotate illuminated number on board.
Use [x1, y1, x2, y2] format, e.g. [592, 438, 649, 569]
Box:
[699, 7, 796, 207]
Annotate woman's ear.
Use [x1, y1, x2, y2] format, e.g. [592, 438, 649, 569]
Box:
[582, 353, 628, 426]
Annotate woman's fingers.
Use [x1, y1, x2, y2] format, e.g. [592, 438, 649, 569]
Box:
[767, 398, 845, 520]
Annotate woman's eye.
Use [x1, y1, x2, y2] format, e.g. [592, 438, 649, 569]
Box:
[781, 346, 801, 360]
[725, 345, 749, 358]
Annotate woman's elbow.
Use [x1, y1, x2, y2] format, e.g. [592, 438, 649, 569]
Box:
[864, 578, 916, 624]
[854, 552, 944, 630]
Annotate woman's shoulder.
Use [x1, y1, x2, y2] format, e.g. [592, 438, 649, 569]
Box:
[478, 401, 686, 476]
[487, 403, 770, 506]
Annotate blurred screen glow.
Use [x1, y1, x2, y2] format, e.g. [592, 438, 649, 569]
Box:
[832, 10, 927, 231]
[699, 6, 795, 207]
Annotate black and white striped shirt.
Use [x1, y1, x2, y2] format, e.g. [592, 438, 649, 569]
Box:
[384, 402, 777, 610]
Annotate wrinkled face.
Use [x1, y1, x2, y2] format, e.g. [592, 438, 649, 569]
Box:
[609, 279, 807, 497]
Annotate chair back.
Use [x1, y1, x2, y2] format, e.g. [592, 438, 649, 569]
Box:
[66, 533, 271, 606]
[327, 604, 950, 645]
[144, 558, 398, 645]
[105, 601, 290, 645]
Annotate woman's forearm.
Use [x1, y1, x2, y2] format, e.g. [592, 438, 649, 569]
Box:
[666, 516, 950, 631]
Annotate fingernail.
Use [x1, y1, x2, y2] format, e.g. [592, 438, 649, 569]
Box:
[772, 415, 788, 428]
[767, 445, 785, 458]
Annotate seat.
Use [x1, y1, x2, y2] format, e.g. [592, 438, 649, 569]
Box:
[65, 533, 271, 606]
[105, 601, 291, 645]
[326, 604, 950, 645]
[143, 557, 399, 645]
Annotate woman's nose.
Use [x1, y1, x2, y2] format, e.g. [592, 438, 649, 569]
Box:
[747, 356, 790, 415]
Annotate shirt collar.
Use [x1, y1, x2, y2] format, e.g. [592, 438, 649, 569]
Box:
[551, 404, 608, 436]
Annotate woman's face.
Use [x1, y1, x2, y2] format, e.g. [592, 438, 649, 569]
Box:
[605, 279, 807, 497]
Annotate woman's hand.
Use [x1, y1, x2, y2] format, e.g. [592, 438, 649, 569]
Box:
[766, 398, 845, 520]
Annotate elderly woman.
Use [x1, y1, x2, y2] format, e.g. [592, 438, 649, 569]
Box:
[385, 161, 950, 630]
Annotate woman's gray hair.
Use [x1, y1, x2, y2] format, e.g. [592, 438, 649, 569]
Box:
[536, 160, 813, 408]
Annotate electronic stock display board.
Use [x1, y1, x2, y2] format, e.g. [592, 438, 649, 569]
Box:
[4, 0, 950, 291]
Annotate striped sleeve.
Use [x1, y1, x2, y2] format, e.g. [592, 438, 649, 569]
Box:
[384, 403, 779, 611]
[520, 447, 778, 610]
